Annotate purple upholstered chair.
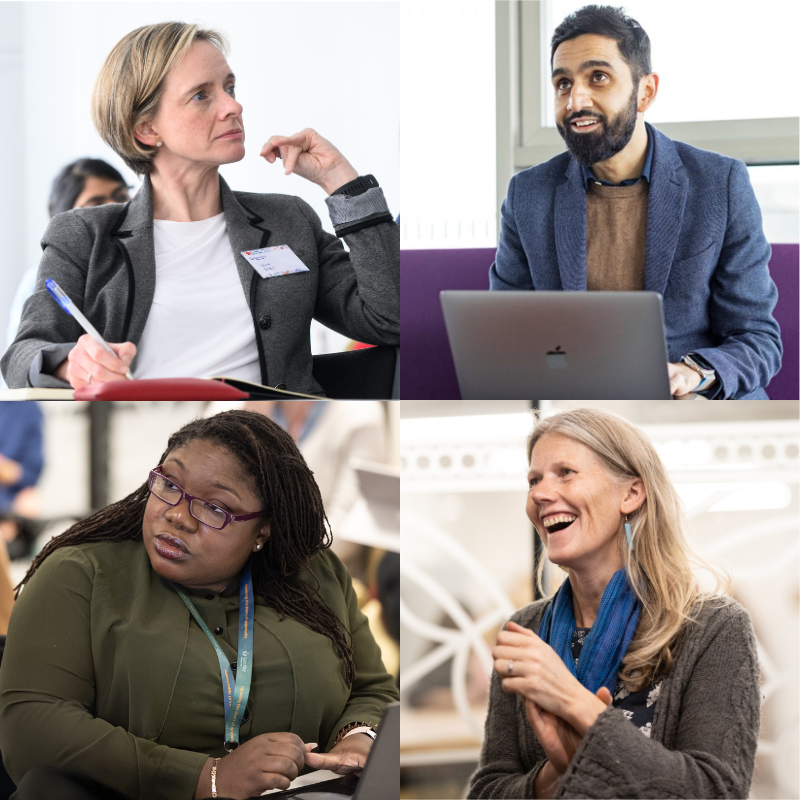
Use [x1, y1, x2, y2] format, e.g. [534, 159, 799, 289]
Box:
[400, 245, 798, 400]
[766, 244, 799, 400]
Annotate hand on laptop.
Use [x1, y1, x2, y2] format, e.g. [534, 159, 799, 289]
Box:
[304, 732, 374, 776]
[668, 362, 702, 398]
[193, 732, 310, 798]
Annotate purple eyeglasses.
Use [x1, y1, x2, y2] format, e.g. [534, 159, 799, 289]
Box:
[148, 467, 265, 530]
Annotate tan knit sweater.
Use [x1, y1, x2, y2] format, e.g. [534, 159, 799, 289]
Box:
[467, 596, 760, 799]
[586, 180, 649, 292]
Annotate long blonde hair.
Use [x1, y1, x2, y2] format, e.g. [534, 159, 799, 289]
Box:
[527, 407, 733, 692]
[92, 23, 229, 175]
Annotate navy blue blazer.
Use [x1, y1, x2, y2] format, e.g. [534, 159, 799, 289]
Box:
[490, 123, 782, 400]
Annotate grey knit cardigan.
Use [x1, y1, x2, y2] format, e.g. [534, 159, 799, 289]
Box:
[467, 596, 761, 799]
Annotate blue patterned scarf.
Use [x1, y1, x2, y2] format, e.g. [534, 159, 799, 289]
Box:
[537, 568, 641, 697]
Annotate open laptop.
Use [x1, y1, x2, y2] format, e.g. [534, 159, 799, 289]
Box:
[441, 291, 672, 399]
[342, 460, 399, 551]
[260, 702, 399, 800]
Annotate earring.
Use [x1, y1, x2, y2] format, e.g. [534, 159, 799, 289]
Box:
[156, 142, 162, 148]
[624, 515, 633, 549]
[256, 544, 261, 550]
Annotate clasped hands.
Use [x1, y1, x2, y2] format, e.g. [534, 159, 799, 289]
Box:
[194, 730, 372, 800]
[493, 621, 612, 777]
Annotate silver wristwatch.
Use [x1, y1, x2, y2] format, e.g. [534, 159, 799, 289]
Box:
[680, 354, 716, 393]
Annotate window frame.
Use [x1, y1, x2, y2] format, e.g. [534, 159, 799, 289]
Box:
[505, 0, 799, 175]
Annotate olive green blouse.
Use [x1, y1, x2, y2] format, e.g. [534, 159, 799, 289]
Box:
[0, 540, 398, 799]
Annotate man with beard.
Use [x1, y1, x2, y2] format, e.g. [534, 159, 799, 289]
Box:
[490, 5, 781, 400]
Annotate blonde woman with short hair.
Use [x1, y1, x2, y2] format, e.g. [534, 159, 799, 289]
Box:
[468, 407, 760, 799]
[1, 22, 398, 393]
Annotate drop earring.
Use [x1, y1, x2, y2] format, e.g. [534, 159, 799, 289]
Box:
[624, 515, 633, 549]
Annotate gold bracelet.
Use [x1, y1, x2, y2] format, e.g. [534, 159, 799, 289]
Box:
[333, 720, 377, 748]
[211, 757, 221, 798]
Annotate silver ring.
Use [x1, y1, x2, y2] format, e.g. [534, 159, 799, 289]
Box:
[86, 372, 92, 385]
[508, 659, 514, 676]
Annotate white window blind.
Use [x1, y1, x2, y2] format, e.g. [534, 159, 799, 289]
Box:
[402, 0, 497, 249]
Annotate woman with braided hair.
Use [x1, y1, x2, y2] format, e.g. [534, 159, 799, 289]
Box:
[0, 410, 397, 800]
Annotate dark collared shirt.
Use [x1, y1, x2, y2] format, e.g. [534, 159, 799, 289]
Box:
[573, 626, 661, 738]
[582, 128, 654, 190]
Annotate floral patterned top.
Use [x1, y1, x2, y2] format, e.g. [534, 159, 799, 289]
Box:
[572, 626, 661, 738]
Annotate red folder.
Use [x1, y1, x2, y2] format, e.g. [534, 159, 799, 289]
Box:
[74, 378, 249, 401]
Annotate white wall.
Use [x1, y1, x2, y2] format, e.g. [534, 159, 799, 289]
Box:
[401, 0, 496, 249]
[0, 4, 25, 353]
[3, 1, 399, 348]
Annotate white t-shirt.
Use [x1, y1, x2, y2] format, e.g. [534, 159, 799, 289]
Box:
[134, 212, 261, 381]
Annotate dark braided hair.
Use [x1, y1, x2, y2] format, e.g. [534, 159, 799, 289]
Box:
[18, 410, 356, 685]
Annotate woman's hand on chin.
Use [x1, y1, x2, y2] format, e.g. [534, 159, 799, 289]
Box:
[194, 732, 308, 799]
[304, 732, 373, 776]
[54, 334, 136, 388]
[260, 129, 358, 195]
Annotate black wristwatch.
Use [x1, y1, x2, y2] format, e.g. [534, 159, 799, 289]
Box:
[331, 174, 380, 197]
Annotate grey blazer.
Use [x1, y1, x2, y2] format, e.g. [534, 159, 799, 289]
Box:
[1, 175, 399, 394]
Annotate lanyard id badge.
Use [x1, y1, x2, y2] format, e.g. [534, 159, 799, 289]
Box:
[174, 563, 255, 750]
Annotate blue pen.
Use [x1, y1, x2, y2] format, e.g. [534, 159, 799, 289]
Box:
[45, 279, 134, 380]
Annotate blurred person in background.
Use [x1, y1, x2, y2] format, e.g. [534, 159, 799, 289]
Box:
[374, 551, 399, 684]
[0, 402, 44, 561]
[0, 410, 397, 799]
[2, 22, 399, 393]
[1, 159, 130, 389]
[246, 400, 387, 582]
[343, 549, 399, 690]
[0, 538, 14, 638]
[468, 407, 759, 799]
[376, 551, 399, 648]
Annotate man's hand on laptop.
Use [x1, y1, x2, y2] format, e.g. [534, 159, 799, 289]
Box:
[305, 732, 373, 776]
[668, 362, 703, 398]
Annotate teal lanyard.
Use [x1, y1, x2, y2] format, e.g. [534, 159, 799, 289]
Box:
[174, 563, 255, 751]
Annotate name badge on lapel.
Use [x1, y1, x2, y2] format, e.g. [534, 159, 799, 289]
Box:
[240, 245, 310, 279]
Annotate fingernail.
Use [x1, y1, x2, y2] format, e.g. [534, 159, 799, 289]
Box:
[122, 354, 133, 365]
[308, 743, 318, 749]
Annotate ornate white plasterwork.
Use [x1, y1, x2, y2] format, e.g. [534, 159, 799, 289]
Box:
[401, 419, 799, 493]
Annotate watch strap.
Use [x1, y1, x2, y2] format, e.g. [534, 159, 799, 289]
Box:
[343, 725, 378, 741]
[681, 353, 716, 393]
[333, 720, 378, 747]
[331, 174, 380, 197]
